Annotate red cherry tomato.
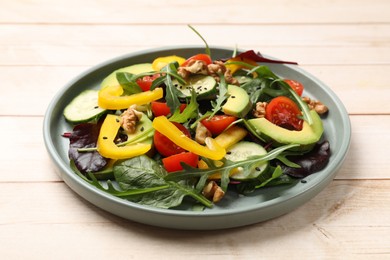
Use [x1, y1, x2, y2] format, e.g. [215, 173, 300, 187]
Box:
[154, 122, 191, 157]
[265, 96, 303, 131]
[284, 79, 304, 96]
[201, 115, 237, 135]
[162, 152, 199, 172]
[136, 74, 160, 92]
[181, 54, 212, 67]
[151, 102, 187, 117]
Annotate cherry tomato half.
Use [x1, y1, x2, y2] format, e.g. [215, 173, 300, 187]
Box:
[201, 115, 237, 135]
[181, 54, 212, 67]
[136, 74, 160, 92]
[265, 96, 303, 131]
[151, 102, 187, 117]
[154, 122, 191, 157]
[284, 79, 304, 96]
[162, 152, 199, 172]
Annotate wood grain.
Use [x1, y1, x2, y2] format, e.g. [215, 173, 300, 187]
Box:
[1, 24, 389, 66]
[1, 180, 389, 259]
[1, 0, 389, 258]
[1, 0, 389, 24]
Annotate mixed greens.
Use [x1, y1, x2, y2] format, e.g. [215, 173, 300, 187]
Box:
[62, 28, 330, 209]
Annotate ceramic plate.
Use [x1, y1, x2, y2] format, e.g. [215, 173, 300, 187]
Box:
[43, 46, 351, 230]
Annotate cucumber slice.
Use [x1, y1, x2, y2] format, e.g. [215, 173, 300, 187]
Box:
[63, 90, 107, 123]
[225, 141, 269, 181]
[173, 75, 217, 99]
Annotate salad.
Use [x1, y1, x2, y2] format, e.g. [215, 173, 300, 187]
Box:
[62, 38, 330, 210]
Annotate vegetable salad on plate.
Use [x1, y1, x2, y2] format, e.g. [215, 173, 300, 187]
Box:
[62, 39, 330, 210]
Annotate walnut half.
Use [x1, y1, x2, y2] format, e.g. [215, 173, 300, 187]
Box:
[302, 97, 329, 115]
[207, 61, 238, 85]
[120, 105, 143, 134]
[195, 122, 212, 145]
[202, 181, 225, 203]
[253, 102, 268, 118]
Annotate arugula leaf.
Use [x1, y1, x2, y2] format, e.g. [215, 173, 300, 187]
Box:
[241, 77, 268, 104]
[235, 166, 294, 195]
[168, 89, 199, 123]
[247, 64, 278, 79]
[208, 73, 228, 118]
[188, 24, 211, 57]
[116, 72, 143, 95]
[164, 72, 182, 114]
[165, 144, 299, 184]
[155, 62, 187, 115]
[255, 166, 284, 188]
[150, 75, 166, 90]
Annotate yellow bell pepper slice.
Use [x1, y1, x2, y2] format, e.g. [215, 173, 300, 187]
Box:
[97, 114, 151, 159]
[98, 86, 163, 110]
[199, 126, 248, 179]
[152, 116, 226, 160]
[214, 126, 248, 148]
[152, 55, 186, 71]
[225, 57, 258, 75]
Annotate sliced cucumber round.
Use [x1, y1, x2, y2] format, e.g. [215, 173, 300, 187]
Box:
[173, 75, 217, 100]
[225, 141, 269, 181]
[63, 89, 107, 123]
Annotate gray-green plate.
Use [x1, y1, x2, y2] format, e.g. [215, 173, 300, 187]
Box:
[43, 46, 351, 230]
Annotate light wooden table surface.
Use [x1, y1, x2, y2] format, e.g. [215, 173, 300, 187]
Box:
[1, 0, 389, 259]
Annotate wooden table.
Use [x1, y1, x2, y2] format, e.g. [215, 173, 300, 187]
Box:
[1, 0, 389, 258]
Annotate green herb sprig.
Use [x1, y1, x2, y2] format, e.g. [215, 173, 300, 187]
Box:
[165, 144, 300, 191]
[188, 24, 211, 57]
[208, 73, 229, 119]
[168, 89, 199, 123]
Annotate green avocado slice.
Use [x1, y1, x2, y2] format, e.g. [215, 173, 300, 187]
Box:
[247, 110, 324, 150]
[222, 84, 252, 118]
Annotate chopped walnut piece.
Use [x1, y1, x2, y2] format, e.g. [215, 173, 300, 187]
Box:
[253, 102, 268, 118]
[207, 61, 238, 85]
[207, 60, 226, 75]
[202, 181, 225, 203]
[177, 67, 190, 79]
[177, 59, 208, 79]
[302, 97, 329, 115]
[120, 105, 143, 134]
[223, 69, 239, 85]
[195, 122, 212, 145]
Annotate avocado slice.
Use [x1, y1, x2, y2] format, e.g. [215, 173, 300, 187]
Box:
[247, 110, 324, 151]
[222, 84, 252, 118]
[101, 63, 153, 88]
